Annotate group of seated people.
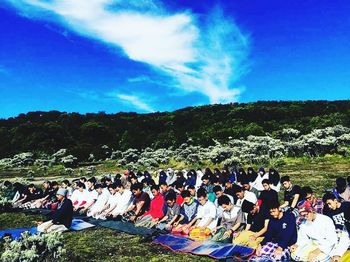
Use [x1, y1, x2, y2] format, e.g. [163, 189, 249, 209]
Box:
[2, 167, 350, 261]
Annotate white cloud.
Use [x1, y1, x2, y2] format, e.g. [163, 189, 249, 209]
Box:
[5, 0, 249, 105]
[114, 93, 154, 112]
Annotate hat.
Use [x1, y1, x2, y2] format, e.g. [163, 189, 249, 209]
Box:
[56, 188, 68, 197]
[297, 200, 315, 213]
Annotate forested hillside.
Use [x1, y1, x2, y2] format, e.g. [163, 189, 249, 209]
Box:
[0, 100, 349, 160]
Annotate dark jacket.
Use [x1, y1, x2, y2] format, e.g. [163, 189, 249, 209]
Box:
[51, 198, 73, 228]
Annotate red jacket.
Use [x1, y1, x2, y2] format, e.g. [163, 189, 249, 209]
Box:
[143, 193, 164, 219]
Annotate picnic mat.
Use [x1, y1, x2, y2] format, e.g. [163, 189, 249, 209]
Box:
[154, 234, 255, 260]
[89, 219, 157, 236]
[70, 219, 95, 231]
[341, 250, 350, 262]
[0, 227, 37, 240]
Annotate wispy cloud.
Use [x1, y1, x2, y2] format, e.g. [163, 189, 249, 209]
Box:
[114, 93, 154, 113]
[5, 0, 249, 106]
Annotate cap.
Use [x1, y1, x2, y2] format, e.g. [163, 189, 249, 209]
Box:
[56, 188, 68, 197]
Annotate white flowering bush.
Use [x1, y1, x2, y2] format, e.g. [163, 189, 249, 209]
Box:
[1, 231, 66, 262]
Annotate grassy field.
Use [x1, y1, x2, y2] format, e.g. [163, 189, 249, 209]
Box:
[1, 155, 350, 261]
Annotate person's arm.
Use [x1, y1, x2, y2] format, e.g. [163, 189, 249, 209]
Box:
[124, 203, 136, 214]
[202, 217, 213, 228]
[134, 201, 145, 216]
[158, 215, 169, 224]
[279, 201, 289, 209]
[251, 219, 269, 240]
[168, 215, 179, 225]
[290, 194, 300, 209]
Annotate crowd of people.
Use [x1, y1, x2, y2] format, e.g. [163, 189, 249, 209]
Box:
[2, 167, 350, 261]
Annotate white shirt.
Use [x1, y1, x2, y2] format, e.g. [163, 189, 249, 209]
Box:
[297, 214, 338, 255]
[197, 200, 217, 230]
[236, 191, 258, 207]
[112, 189, 133, 215]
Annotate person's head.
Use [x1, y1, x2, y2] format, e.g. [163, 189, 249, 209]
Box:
[80, 177, 87, 183]
[87, 177, 96, 189]
[280, 176, 292, 189]
[56, 188, 67, 202]
[51, 181, 59, 189]
[181, 190, 192, 203]
[131, 183, 143, 196]
[301, 186, 314, 202]
[43, 180, 51, 189]
[235, 186, 245, 199]
[268, 200, 281, 219]
[197, 188, 208, 205]
[130, 176, 138, 184]
[108, 183, 118, 194]
[242, 180, 251, 190]
[159, 182, 168, 193]
[114, 180, 124, 192]
[3, 181, 12, 187]
[213, 185, 224, 198]
[297, 200, 316, 221]
[336, 177, 347, 193]
[201, 174, 210, 185]
[151, 185, 160, 197]
[187, 185, 196, 196]
[322, 192, 339, 210]
[247, 167, 255, 174]
[95, 184, 104, 194]
[174, 181, 184, 192]
[165, 191, 177, 207]
[218, 195, 233, 211]
[262, 179, 271, 191]
[241, 200, 257, 214]
[258, 167, 265, 175]
[224, 179, 232, 189]
[104, 177, 112, 186]
[76, 181, 85, 192]
[28, 184, 36, 193]
[61, 179, 71, 188]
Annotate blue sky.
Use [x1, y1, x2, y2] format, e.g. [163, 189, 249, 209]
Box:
[1, 0, 350, 118]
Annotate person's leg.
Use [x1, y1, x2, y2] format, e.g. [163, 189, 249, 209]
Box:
[331, 230, 350, 259]
[46, 224, 68, 233]
[212, 228, 226, 242]
[37, 220, 54, 233]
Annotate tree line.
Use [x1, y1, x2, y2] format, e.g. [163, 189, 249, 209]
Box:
[0, 100, 349, 160]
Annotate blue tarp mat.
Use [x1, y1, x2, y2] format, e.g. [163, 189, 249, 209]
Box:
[0, 227, 37, 240]
[154, 234, 255, 260]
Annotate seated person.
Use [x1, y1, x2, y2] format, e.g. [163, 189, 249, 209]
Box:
[233, 200, 269, 249]
[280, 175, 301, 212]
[71, 182, 88, 212]
[135, 185, 165, 228]
[188, 189, 217, 235]
[258, 179, 279, 215]
[122, 183, 150, 223]
[61, 180, 73, 199]
[19, 184, 43, 209]
[201, 175, 215, 202]
[322, 192, 350, 261]
[172, 190, 199, 234]
[11, 183, 29, 208]
[241, 179, 259, 198]
[254, 200, 297, 261]
[110, 180, 133, 218]
[235, 185, 258, 207]
[300, 186, 323, 214]
[87, 184, 110, 218]
[78, 178, 99, 214]
[251, 167, 269, 192]
[187, 185, 197, 199]
[212, 195, 244, 243]
[291, 201, 343, 262]
[213, 185, 234, 218]
[156, 192, 180, 231]
[268, 168, 281, 192]
[37, 188, 73, 233]
[96, 182, 120, 220]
